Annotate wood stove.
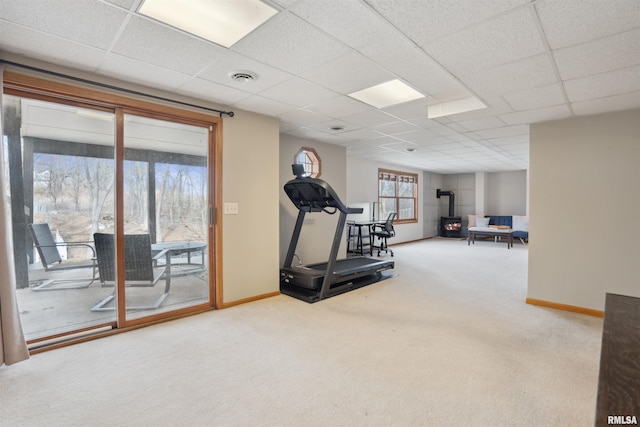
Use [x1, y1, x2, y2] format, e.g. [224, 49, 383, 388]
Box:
[437, 189, 461, 238]
[440, 216, 462, 238]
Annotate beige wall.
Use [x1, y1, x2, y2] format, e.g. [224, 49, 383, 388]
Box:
[528, 109, 640, 310]
[222, 111, 280, 303]
[486, 170, 527, 215]
[423, 170, 444, 238]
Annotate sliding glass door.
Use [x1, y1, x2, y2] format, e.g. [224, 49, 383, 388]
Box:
[3, 84, 218, 346]
[121, 113, 209, 319]
[4, 96, 117, 340]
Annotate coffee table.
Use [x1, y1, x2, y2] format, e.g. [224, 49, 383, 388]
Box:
[467, 227, 513, 249]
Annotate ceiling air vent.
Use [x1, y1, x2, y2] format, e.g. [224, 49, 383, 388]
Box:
[230, 71, 257, 83]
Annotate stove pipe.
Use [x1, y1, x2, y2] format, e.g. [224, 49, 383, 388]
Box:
[436, 189, 455, 217]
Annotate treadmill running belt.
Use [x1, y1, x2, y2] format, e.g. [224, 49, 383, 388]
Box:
[307, 257, 382, 272]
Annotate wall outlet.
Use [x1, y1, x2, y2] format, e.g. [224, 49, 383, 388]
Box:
[224, 202, 239, 215]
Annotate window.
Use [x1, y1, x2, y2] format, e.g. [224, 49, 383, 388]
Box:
[294, 147, 321, 178]
[378, 168, 417, 223]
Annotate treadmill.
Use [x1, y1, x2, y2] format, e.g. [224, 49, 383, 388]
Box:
[280, 164, 394, 303]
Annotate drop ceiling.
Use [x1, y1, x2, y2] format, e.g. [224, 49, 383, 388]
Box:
[1, 0, 638, 173]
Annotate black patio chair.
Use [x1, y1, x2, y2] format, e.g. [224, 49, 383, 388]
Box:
[28, 223, 98, 291]
[91, 233, 171, 311]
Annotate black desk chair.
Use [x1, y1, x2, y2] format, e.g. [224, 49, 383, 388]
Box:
[372, 213, 396, 257]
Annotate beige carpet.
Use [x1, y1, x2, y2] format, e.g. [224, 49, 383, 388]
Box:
[0, 238, 603, 426]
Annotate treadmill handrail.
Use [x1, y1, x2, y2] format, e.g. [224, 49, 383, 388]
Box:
[284, 177, 363, 215]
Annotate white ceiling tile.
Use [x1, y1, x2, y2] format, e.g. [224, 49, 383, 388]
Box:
[397, 56, 466, 101]
[258, 77, 337, 107]
[270, 0, 299, 8]
[456, 116, 507, 132]
[233, 95, 298, 117]
[306, 95, 373, 119]
[341, 138, 376, 149]
[113, 15, 225, 75]
[499, 104, 572, 125]
[278, 109, 333, 126]
[486, 135, 529, 146]
[177, 78, 252, 105]
[430, 124, 458, 136]
[535, 0, 640, 49]
[358, 30, 465, 98]
[430, 142, 469, 152]
[500, 142, 529, 153]
[313, 133, 352, 145]
[444, 97, 514, 122]
[298, 52, 394, 95]
[553, 29, 640, 81]
[197, 51, 293, 93]
[412, 136, 455, 147]
[286, 127, 331, 140]
[393, 129, 440, 143]
[425, 7, 545, 75]
[379, 141, 420, 152]
[366, 0, 528, 44]
[564, 66, 640, 102]
[1, 0, 127, 49]
[232, 11, 351, 75]
[347, 145, 386, 156]
[104, 0, 137, 10]
[381, 98, 431, 120]
[290, 0, 392, 50]
[503, 83, 566, 111]
[461, 54, 557, 99]
[103, 0, 136, 9]
[99, 53, 192, 91]
[571, 91, 640, 116]
[475, 125, 529, 139]
[0, 22, 107, 72]
[335, 128, 383, 141]
[414, 149, 449, 159]
[371, 135, 406, 146]
[445, 122, 467, 133]
[372, 121, 419, 136]
[448, 134, 476, 144]
[342, 109, 399, 128]
[306, 119, 359, 135]
[405, 115, 444, 129]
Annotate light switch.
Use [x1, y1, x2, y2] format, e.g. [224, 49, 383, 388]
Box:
[224, 202, 239, 215]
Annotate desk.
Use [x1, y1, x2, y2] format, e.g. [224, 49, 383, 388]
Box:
[151, 241, 206, 276]
[347, 221, 385, 256]
[467, 227, 513, 249]
[595, 293, 640, 425]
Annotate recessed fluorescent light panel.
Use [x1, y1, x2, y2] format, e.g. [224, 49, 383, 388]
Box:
[427, 96, 487, 119]
[138, 0, 278, 48]
[348, 79, 425, 109]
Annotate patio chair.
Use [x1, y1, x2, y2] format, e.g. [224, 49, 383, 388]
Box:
[28, 223, 98, 291]
[91, 233, 171, 311]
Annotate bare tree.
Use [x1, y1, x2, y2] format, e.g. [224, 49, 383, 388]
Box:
[125, 161, 148, 227]
[83, 157, 114, 237]
[156, 163, 171, 241]
[67, 157, 86, 212]
[34, 154, 68, 209]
